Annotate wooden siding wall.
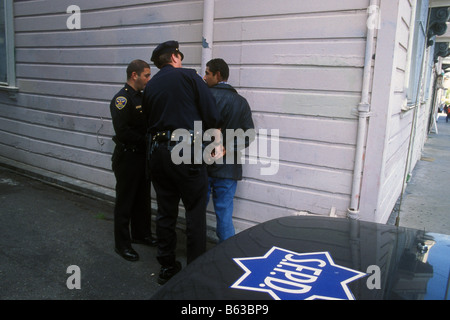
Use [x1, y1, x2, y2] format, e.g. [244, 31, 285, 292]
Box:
[2, 0, 206, 199]
[377, 0, 415, 222]
[380, 0, 435, 223]
[361, 0, 434, 223]
[212, 0, 370, 230]
[0, 0, 373, 232]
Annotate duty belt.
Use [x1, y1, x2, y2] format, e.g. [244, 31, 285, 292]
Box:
[149, 131, 176, 154]
[147, 130, 206, 165]
[152, 131, 172, 143]
[148, 130, 202, 155]
[152, 130, 200, 144]
[113, 136, 144, 153]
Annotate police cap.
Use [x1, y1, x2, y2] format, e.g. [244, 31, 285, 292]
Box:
[151, 40, 184, 63]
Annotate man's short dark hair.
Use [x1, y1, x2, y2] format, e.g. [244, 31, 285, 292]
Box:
[206, 58, 229, 81]
[127, 59, 150, 79]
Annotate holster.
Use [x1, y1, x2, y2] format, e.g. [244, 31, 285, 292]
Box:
[149, 130, 206, 165]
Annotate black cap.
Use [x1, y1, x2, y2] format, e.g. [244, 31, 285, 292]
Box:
[151, 40, 184, 64]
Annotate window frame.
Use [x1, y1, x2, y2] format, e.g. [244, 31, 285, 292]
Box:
[0, 0, 17, 96]
[405, 0, 430, 109]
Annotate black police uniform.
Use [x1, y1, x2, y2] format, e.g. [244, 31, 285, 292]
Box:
[110, 83, 153, 254]
[142, 43, 221, 270]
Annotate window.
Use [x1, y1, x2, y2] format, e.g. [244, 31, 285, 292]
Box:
[0, 0, 17, 93]
[406, 0, 429, 107]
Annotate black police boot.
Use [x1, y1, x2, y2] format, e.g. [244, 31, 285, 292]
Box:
[158, 261, 182, 285]
[115, 247, 139, 262]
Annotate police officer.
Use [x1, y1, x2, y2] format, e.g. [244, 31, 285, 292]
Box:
[110, 59, 156, 262]
[142, 41, 222, 284]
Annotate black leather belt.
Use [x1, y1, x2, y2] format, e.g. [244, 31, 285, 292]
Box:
[152, 130, 199, 143]
[113, 136, 144, 153]
[148, 130, 207, 165]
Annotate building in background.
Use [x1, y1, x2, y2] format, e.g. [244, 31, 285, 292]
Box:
[0, 0, 448, 234]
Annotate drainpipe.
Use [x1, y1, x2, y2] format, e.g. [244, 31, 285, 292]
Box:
[348, 0, 379, 220]
[201, 0, 215, 77]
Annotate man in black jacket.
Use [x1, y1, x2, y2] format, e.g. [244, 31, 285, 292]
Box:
[204, 58, 255, 243]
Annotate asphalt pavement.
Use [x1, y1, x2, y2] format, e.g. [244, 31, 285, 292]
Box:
[0, 166, 164, 299]
[0, 113, 449, 300]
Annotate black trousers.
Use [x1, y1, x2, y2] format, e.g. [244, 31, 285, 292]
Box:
[150, 145, 208, 267]
[112, 147, 152, 250]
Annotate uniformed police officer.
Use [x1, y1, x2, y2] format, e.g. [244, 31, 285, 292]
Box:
[110, 59, 156, 262]
[142, 41, 222, 284]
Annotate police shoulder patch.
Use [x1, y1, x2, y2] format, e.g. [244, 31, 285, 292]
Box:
[115, 96, 127, 110]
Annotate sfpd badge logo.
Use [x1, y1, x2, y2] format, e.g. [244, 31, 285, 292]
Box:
[115, 96, 127, 110]
[231, 247, 366, 300]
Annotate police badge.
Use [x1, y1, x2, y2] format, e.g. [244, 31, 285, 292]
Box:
[231, 247, 367, 300]
[115, 96, 127, 110]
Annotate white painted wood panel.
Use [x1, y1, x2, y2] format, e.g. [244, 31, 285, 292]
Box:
[214, 12, 368, 42]
[0, 103, 113, 136]
[238, 66, 363, 92]
[17, 79, 119, 101]
[215, 40, 366, 67]
[14, 0, 177, 17]
[0, 131, 111, 170]
[270, 138, 355, 170]
[0, 117, 113, 153]
[240, 89, 361, 119]
[253, 114, 357, 144]
[236, 180, 350, 218]
[214, 0, 371, 18]
[15, 23, 203, 48]
[16, 64, 125, 86]
[0, 142, 115, 188]
[244, 162, 352, 195]
[15, 1, 203, 32]
[16, 94, 112, 119]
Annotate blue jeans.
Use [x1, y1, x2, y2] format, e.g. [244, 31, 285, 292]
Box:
[207, 177, 238, 243]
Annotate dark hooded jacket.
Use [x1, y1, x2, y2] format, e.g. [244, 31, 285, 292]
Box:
[207, 83, 255, 180]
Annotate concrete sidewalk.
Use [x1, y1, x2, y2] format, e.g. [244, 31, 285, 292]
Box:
[390, 113, 450, 235]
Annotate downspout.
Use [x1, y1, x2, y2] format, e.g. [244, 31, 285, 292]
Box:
[347, 0, 379, 220]
[201, 0, 215, 77]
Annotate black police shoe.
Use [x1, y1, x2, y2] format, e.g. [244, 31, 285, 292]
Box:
[115, 247, 139, 262]
[132, 237, 157, 247]
[158, 261, 182, 285]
